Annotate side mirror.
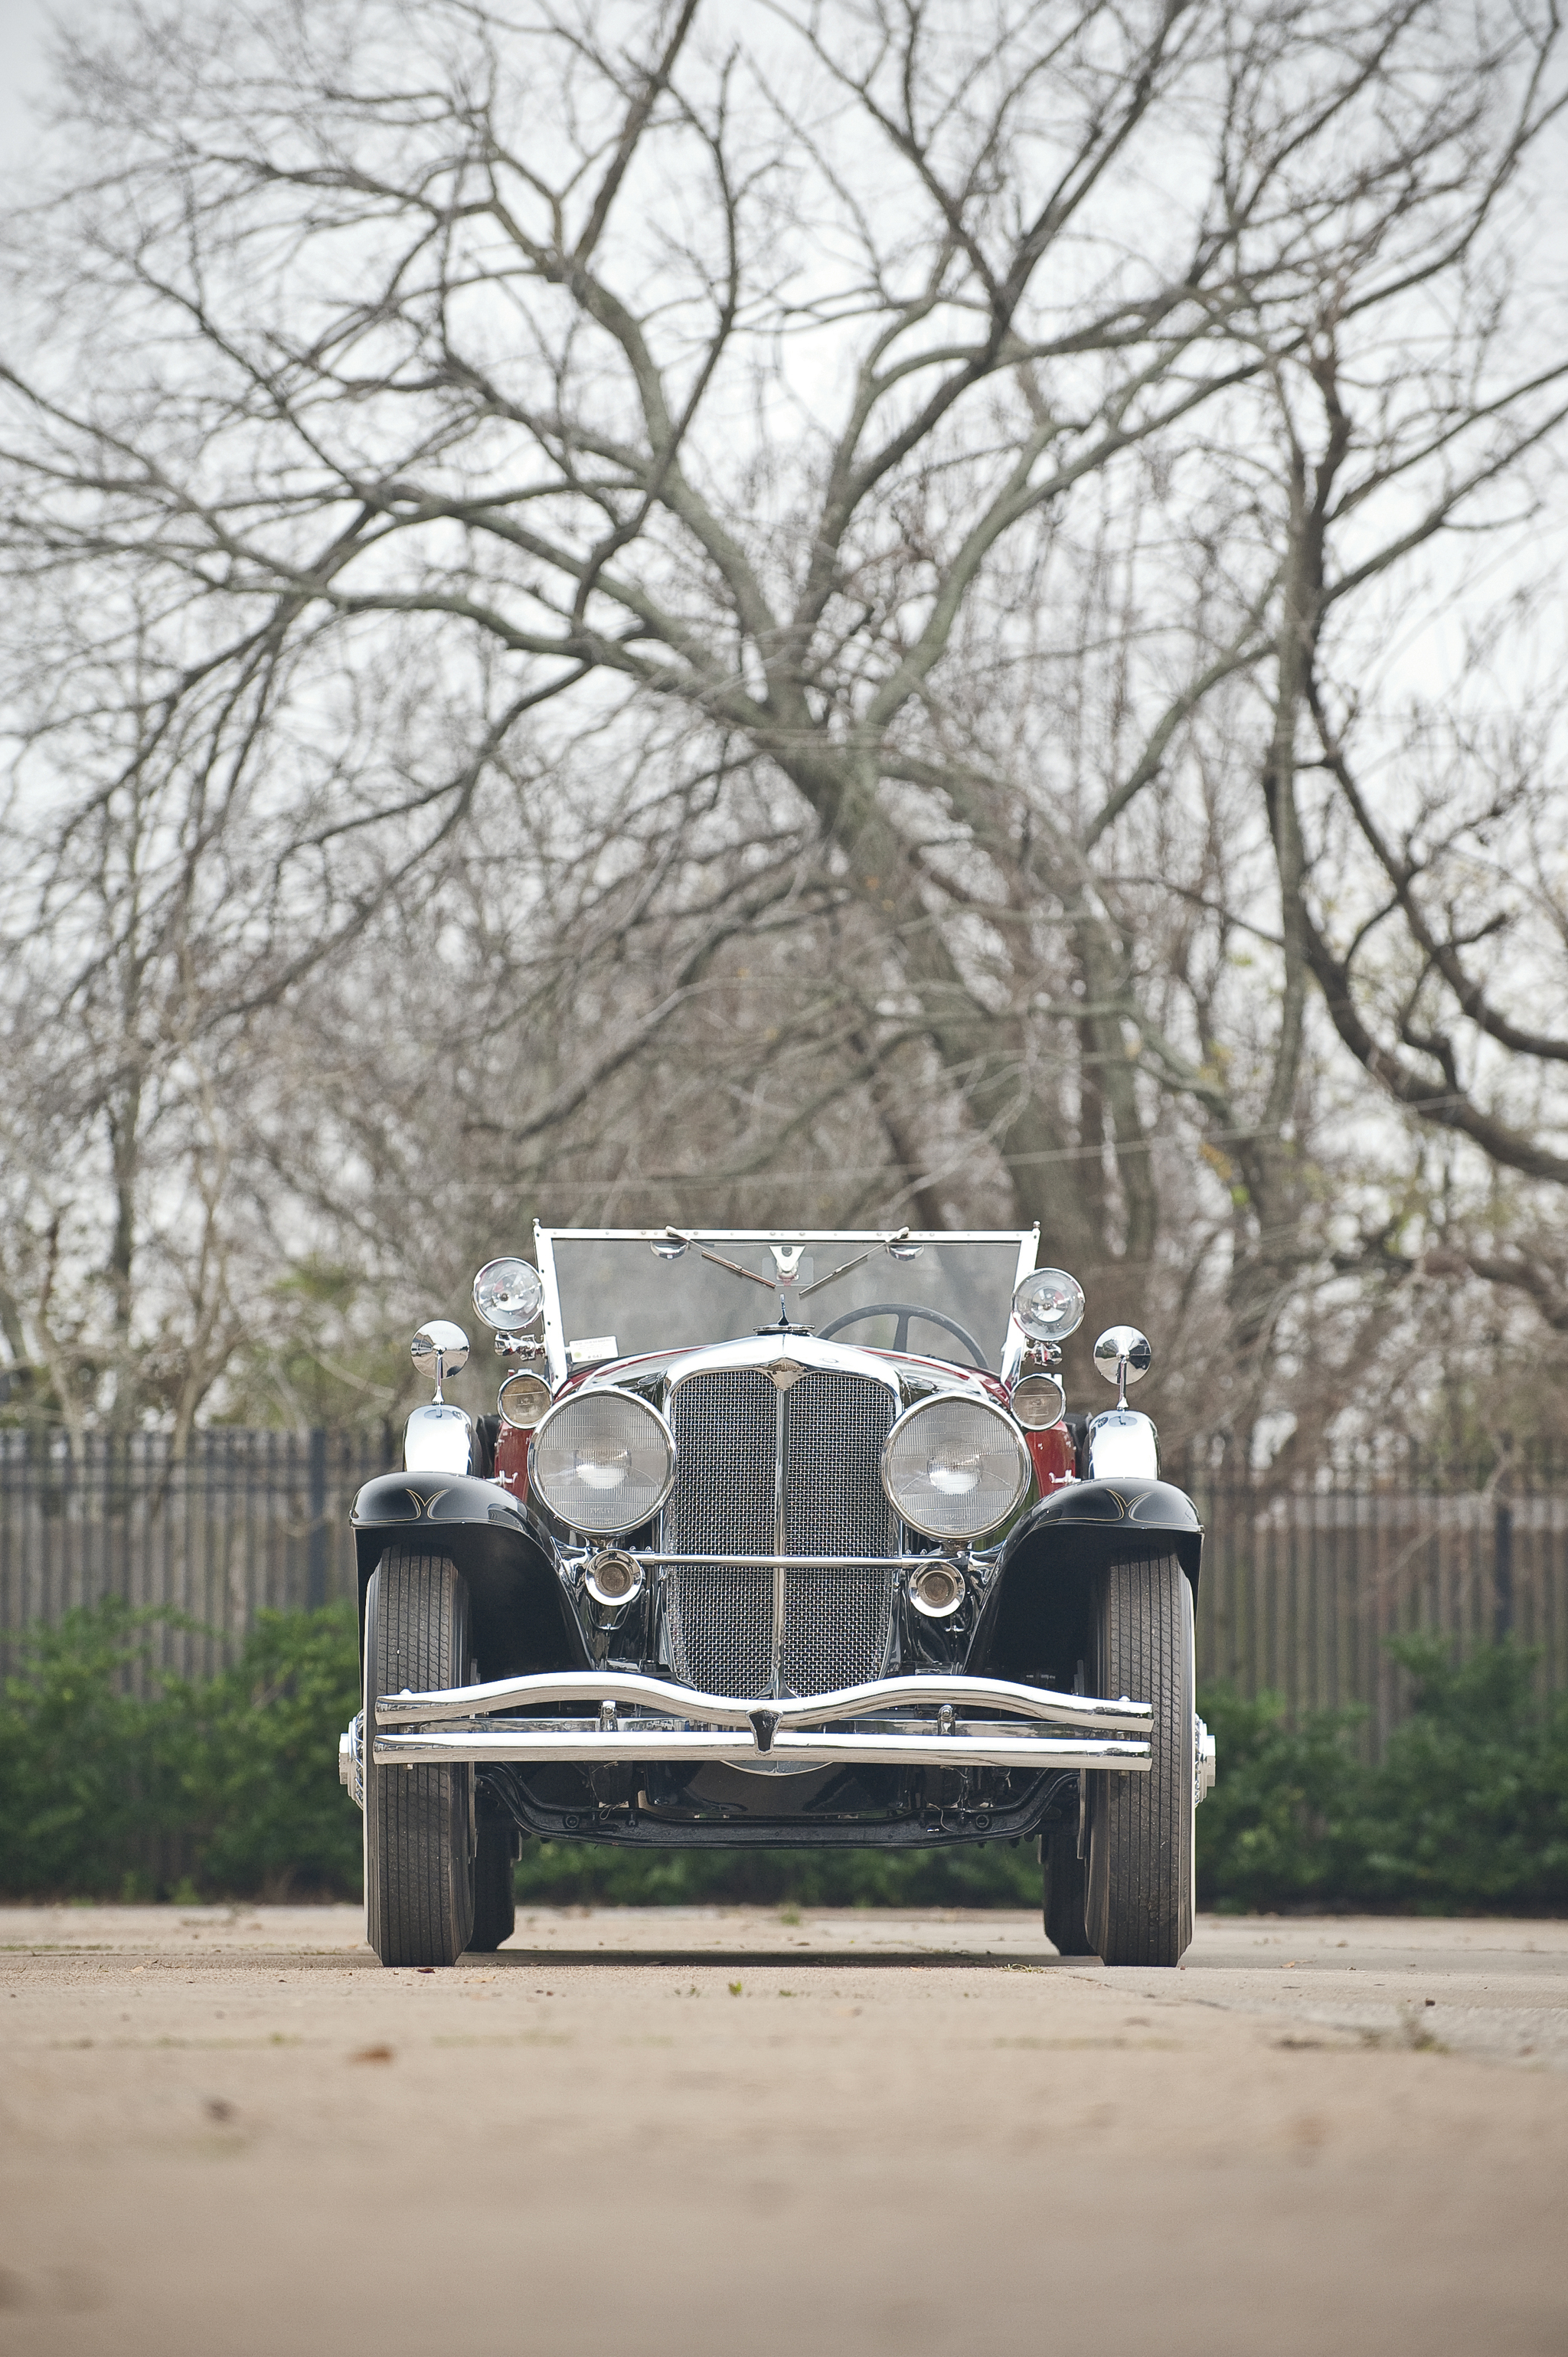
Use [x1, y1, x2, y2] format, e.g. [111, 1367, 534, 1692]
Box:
[411, 1319, 470, 1403]
[1092, 1325, 1152, 1409]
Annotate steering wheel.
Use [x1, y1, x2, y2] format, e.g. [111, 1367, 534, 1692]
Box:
[818, 1301, 991, 1371]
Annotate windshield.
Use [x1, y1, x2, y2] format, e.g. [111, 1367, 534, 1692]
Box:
[535, 1228, 1038, 1381]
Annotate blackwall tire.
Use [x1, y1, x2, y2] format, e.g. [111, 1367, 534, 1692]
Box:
[468, 1817, 518, 1954]
[1042, 1819, 1094, 1956]
[363, 1546, 475, 1967]
[1083, 1554, 1195, 1967]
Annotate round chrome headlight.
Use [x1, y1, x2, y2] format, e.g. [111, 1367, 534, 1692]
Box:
[472, 1257, 545, 1333]
[880, 1394, 1031, 1541]
[529, 1390, 676, 1535]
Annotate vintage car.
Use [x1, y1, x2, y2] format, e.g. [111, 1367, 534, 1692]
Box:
[339, 1227, 1215, 1968]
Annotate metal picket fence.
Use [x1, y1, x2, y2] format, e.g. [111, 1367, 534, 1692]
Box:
[0, 1428, 394, 1680]
[1, 1428, 1564, 1751]
[1184, 1450, 1568, 1754]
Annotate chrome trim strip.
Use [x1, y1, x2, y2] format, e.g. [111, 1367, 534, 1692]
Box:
[372, 1728, 1152, 1773]
[642, 1551, 966, 1568]
[375, 1669, 1152, 1734]
[535, 1229, 1040, 1244]
[534, 1224, 569, 1391]
[771, 1378, 788, 1696]
[1000, 1225, 1040, 1387]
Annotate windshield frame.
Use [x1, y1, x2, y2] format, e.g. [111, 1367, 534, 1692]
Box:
[533, 1225, 1040, 1388]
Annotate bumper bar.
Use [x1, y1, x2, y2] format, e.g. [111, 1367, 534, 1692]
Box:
[372, 1726, 1149, 1772]
[351, 1669, 1152, 1786]
[374, 1669, 1152, 1738]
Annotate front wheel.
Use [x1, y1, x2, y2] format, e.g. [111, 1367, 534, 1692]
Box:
[468, 1814, 518, 1954]
[363, 1546, 475, 1967]
[1083, 1555, 1195, 1966]
[1042, 1819, 1094, 1956]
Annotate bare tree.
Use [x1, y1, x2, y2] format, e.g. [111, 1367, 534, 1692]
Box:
[4, 0, 1568, 1443]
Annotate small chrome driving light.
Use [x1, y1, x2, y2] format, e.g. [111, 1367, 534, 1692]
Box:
[908, 1558, 965, 1620]
[1010, 1373, 1067, 1430]
[881, 1394, 1031, 1541]
[498, 1371, 552, 1430]
[530, 1390, 678, 1535]
[472, 1257, 545, 1333]
[583, 1549, 645, 1609]
[1011, 1267, 1086, 1342]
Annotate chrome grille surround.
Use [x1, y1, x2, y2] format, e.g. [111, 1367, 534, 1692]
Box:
[660, 1339, 900, 1698]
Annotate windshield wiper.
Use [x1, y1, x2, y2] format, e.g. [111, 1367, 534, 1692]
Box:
[659, 1225, 916, 1313]
[661, 1229, 776, 1293]
[798, 1230, 913, 1301]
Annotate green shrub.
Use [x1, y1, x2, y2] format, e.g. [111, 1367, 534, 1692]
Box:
[1194, 1685, 1366, 1911]
[1195, 1643, 1568, 1912]
[1354, 1636, 1568, 1911]
[161, 1603, 363, 1898]
[0, 1597, 361, 1901]
[5, 1600, 1567, 1912]
[0, 1601, 187, 1895]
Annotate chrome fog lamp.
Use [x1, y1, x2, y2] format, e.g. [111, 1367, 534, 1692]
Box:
[881, 1395, 1030, 1541]
[1011, 1267, 1086, 1342]
[1010, 1373, 1067, 1430]
[530, 1391, 677, 1535]
[583, 1549, 645, 1608]
[472, 1257, 545, 1333]
[908, 1558, 965, 1620]
[498, 1371, 553, 1430]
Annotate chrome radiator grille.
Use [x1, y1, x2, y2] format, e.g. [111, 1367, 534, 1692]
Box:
[662, 1366, 897, 1698]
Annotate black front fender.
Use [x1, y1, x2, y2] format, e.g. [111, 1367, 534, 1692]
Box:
[970, 1478, 1203, 1682]
[350, 1472, 588, 1676]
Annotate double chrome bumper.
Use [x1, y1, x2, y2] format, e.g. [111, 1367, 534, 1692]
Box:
[340, 1670, 1153, 1810]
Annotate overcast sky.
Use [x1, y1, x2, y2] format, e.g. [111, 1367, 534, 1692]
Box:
[0, 0, 80, 166]
[1, 0, 48, 159]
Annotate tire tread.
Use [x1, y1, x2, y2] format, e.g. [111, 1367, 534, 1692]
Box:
[1084, 1555, 1194, 1966]
[364, 1547, 474, 1967]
